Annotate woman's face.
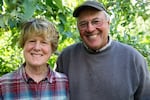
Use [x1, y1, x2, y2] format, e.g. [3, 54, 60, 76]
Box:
[23, 35, 52, 68]
[77, 9, 110, 50]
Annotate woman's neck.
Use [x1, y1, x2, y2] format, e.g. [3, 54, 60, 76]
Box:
[25, 64, 49, 83]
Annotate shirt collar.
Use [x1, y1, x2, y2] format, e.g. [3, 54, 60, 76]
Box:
[83, 36, 112, 53]
[20, 63, 53, 83]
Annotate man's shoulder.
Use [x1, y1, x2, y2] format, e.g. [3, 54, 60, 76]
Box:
[61, 42, 82, 53]
[113, 40, 136, 50]
[112, 40, 143, 57]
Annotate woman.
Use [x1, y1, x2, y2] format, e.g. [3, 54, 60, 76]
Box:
[0, 18, 69, 100]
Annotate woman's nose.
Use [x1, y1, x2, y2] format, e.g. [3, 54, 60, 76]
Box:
[34, 42, 41, 51]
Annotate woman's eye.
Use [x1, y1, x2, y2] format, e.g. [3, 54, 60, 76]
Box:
[42, 42, 47, 44]
[42, 41, 49, 44]
[29, 40, 35, 42]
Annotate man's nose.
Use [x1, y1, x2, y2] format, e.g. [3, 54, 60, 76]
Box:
[86, 22, 95, 32]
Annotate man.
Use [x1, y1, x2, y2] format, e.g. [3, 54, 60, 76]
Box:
[56, 1, 150, 100]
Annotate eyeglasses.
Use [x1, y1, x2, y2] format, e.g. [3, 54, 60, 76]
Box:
[78, 19, 107, 30]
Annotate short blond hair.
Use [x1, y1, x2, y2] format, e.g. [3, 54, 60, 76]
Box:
[19, 18, 59, 53]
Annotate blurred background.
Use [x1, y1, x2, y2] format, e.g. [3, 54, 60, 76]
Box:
[0, 0, 150, 76]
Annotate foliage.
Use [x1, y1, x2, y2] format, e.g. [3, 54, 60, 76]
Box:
[0, 0, 150, 76]
[105, 0, 150, 69]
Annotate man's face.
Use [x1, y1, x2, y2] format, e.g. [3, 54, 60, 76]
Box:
[77, 8, 110, 50]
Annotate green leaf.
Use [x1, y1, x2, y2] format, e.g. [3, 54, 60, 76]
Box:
[53, 0, 63, 9]
[22, 0, 37, 20]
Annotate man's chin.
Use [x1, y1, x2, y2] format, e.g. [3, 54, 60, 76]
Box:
[88, 45, 100, 50]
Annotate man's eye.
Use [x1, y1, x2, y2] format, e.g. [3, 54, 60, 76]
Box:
[93, 20, 101, 24]
[79, 22, 87, 27]
[93, 20, 104, 26]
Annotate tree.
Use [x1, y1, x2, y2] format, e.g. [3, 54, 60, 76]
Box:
[0, 0, 150, 76]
